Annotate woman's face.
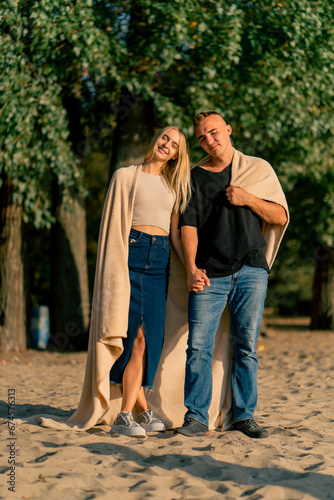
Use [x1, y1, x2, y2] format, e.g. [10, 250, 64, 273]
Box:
[153, 129, 180, 163]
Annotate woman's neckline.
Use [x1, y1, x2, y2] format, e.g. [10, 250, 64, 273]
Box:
[140, 169, 163, 177]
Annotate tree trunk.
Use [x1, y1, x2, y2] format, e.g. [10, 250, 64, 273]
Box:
[48, 92, 90, 351]
[50, 187, 90, 350]
[0, 177, 27, 352]
[110, 89, 155, 175]
[311, 240, 334, 330]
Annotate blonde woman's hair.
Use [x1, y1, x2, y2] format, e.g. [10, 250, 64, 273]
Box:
[144, 126, 191, 213]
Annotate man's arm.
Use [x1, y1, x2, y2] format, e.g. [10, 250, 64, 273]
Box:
[181, 225, 210, 291]
[226, 184, 287, 225]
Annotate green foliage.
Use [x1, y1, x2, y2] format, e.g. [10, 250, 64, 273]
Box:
[0, 0, 117, 227]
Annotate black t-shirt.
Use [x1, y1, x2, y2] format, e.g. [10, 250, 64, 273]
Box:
[179, 164, 269, 278]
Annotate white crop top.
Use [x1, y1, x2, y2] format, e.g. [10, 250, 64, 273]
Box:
[132, 171, 175, 233]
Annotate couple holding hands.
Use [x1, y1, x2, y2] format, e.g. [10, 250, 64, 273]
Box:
[41, 110, 289, 439]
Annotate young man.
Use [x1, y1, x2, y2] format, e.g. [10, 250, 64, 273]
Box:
[175, 111, 289, 438]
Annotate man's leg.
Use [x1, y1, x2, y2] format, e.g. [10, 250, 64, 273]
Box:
[228, 264, 268, 438]
[175, 278, 229, 436]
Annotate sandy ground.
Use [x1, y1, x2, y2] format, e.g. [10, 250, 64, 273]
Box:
[1, 317, 334, 500]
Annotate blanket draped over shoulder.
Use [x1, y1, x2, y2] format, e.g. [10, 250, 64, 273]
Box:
[39, 149, 289, 431]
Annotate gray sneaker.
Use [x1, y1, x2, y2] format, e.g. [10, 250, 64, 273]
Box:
[174, 417, 209, 436]
[138, 409, 166, 432]
[111, 411, 146, 437]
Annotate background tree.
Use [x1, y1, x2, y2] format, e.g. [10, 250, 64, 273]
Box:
[0, 0, 118, 351]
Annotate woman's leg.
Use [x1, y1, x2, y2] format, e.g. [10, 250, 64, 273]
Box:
[136, 388, 149, 414]
[121, 323, 146, 412]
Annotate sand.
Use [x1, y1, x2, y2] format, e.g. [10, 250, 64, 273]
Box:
[1, 317, 334, 500]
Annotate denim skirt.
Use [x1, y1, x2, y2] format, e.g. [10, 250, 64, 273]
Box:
[110, 228, 170, 388]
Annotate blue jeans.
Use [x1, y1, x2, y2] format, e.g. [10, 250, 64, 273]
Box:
[185, 264, 268, 426]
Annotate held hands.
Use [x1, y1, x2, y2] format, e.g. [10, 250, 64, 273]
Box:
[226, 184, 250, 206]
[187, 268, 210, 292]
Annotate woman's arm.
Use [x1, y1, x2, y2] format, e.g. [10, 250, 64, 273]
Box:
[170, 211, 186, 267]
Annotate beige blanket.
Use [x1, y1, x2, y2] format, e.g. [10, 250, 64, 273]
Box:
[40, 164, 141, 430]
[39, 149, 288, 431]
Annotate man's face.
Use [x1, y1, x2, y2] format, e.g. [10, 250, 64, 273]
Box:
[194, 115, 232, 158]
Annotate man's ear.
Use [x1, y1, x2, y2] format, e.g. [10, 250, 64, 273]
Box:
[227, 124, 232, 136]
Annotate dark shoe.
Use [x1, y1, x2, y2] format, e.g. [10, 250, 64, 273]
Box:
[231, 418, 268, 438]
[174, 417, 209, 437]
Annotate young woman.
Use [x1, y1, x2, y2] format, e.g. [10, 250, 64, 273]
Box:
[109, 126, 191, 437]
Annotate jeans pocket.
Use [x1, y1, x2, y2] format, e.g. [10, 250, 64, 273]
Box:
[128, 230, 142, 245]
[162, 240, 170, 254]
